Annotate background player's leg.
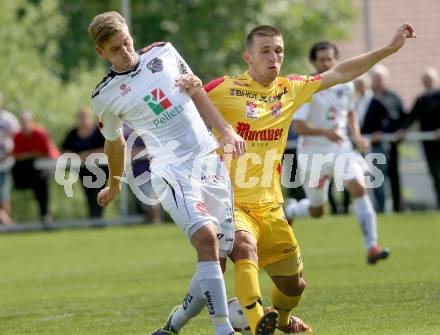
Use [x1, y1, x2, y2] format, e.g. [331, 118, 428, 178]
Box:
[346, 179, 378, 250]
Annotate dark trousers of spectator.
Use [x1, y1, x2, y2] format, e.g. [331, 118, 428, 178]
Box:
[79, 166, 108, 218]
[12, 159, 50, 219]
[33, 176, 49, 217]
[371, 142, 402, 212]
[283, 149, 306, 200]
[424, 147, 440, 209]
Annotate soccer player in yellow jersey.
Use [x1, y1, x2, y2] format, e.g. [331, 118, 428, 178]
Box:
[156, 24, 416, 335]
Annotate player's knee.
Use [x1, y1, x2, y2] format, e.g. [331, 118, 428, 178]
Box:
[231, 238, 257, 262]
[191, 225, 219, 258]
[288, 277, 305, 296]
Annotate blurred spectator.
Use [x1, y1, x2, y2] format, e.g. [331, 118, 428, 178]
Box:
[12, 111, 59, 223]
[0, 92, 19, 225]
[124, 126, 162, 224]
[62, 106, 108, 218]
[362, 64, 406, 212]
[354, 74, 373, 129]
[404, 68, 440, 209]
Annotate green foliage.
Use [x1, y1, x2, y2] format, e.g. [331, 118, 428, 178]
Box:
[0, 214, 439, 334]
[58, 0, 356, 81]
[0, 0, 105, 143]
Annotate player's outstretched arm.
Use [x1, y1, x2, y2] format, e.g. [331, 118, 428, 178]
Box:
[176, 74, 247, 158]
[97, 135, 126, 207]
[319, 23, 416, 91]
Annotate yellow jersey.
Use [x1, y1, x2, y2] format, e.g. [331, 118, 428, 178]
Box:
[205, 72, 321, 205]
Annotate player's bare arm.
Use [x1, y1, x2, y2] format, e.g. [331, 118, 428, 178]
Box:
[293, 119, 343, 144]
[97, 135, 126, 207]
[176, 74, 247, 158]
[319, 23, 416, 91]
[347, 110, 369, 152]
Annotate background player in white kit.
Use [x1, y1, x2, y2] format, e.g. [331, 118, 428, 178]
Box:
[88, 11, 246, 335]
[285, 41, 390, 264]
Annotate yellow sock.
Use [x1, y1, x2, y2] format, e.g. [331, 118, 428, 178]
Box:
[271, 285, 302, 328]
[235, 259, 264, 335]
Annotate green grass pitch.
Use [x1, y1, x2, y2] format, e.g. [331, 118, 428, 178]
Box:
[1, 213, 439, 334]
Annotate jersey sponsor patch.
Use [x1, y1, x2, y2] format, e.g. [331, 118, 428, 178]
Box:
[245, 101, 258, 119]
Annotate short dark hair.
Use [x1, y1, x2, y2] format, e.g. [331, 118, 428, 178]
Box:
[309, 41, 339, 61]
[246, 25, 282, 49]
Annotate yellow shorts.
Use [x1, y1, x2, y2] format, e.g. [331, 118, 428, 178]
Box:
[234, 203, 302, 272]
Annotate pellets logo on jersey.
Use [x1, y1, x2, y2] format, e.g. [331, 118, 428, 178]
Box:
[325, 107, 337, 122]
[146, 57, 163, 73]
[143, 88, 172, 115]
[119, 84, 132, 97]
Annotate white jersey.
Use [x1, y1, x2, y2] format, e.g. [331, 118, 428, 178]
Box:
[293, 82, 355, 154]
[0, 110, 19, 171]
[91, 42, 218, 168]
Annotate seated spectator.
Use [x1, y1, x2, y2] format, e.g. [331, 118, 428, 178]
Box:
[62, 106, 108, 218]
[0, 92, 20, 225]
[12, 111, 59, 223]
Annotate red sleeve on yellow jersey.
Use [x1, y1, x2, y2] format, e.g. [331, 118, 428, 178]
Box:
[204, 77, 225, 93]
[287, 74, 321, 82]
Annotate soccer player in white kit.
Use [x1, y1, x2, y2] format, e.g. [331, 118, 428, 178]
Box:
[285, 41, 390, 264]
[88, 12, 246, 335]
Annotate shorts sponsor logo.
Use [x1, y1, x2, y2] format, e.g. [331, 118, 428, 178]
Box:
[245, 101, 258, 119]
[196, 201, 209, 214]
[236, 122, 283, 141]
[201, 174, 225, 183]
[283, 245, 297, 254]
[146, 57, 163, 73]
[119, 83, 132, 96]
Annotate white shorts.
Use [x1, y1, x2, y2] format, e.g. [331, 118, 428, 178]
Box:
[151, 152, 234, 258]
[298, 150, 368, 207]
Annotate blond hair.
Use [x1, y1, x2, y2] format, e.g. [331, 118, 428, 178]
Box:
[88, 11, 127, 46]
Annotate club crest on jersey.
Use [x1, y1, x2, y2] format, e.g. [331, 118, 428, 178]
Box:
[119, 84, 132, 96]
[147, 57, 163, 73]
[245, 101, 258, 119]
[271, 101, 282, 118]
